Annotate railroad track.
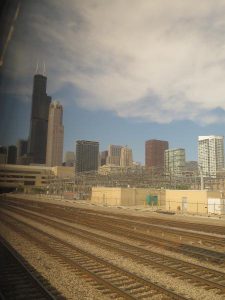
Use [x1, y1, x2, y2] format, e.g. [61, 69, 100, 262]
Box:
[58, 206, 225, 248]
[86, 215, 225, 256]
[74, 206, 225, 236]
[3, 197, 225, 250]
[3, 202, 225, 264]
[99, 215, 225, 248]
[3, 197, 225, 235]
[0, 236, 61, 300]
[2, 206, 225, 296]
[0, 212, 190, 300]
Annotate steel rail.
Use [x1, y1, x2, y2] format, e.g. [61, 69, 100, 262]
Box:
[3, 206, 225, 295]
[1, 213, 190, 300]
[0, 236, 59, 300]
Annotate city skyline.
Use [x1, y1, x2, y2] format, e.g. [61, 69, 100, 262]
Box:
[1, 68, 225, 166]
[2, 1, 225, 163]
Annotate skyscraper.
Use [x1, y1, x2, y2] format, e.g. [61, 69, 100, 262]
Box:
[106, 145, 122, 165]
[7, 145, 17, 164]
[198, 136, 224, 178]
[75, 140, 99, 173]
[0, 146, 7, 164]
[120, 146, 133, 167]
[28, 73, 51, 164]
[46, 101, 64, 167]
[145, 139, 169, 171]
[164, 148, 186, 176]
[16, 139, 28, 164]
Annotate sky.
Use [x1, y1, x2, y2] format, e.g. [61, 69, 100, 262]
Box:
[1, 0, 225, 163]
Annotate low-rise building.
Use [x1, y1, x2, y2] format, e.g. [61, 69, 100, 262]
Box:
[0, 164, 53, 191]
[91, 187, 165, 206]
[165, 189, 225, 215]
[100, 150, 108, 166]
[64, 151, 75, 167]
[0, 164, 74, 192]
[98, 164, 144, 175]
[51, 166, 74, 178]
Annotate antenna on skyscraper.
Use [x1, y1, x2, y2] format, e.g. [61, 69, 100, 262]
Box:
[43, 62, 46, 75]
[36, 61, 39, 74]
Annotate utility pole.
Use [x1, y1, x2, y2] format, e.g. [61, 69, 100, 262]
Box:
[199, 165, 204, 190]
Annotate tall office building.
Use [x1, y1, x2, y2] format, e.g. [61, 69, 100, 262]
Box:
[0, 146, 7, 164]
[16, 139, 28, 164]
[120, 146, 133, 167]
[75, 140, 99, 173]
[198, 136, 224, 178]
[28, 73, 51, 164]
[106, 145, 122, 166]
[7, 145, 17, 164]
[64, 151, 75, 167]
[145, 139, 169, 171]
[46, 101, 64, 167]
[164, 148, 186, 176]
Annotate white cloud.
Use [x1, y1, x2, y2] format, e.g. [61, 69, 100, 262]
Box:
[6, 0, 225, 124]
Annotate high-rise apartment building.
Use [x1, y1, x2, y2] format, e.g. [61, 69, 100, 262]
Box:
[198, 136, 224, 178]
[164, 148, 186, 176]
[120, 146, 133, 167]
[28, 73, 51, 164]
[75, 140, 99, 173]
[7, 145, 17, 164]
[145, 139, 169, 171]
[64, 151, 75, 167]
[16, 139, 28, 164]
[46, 101, 64, 167]
[106, 145, 122, 165]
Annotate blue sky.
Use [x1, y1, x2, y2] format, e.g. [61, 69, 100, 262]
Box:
[1, 0, 225, 163]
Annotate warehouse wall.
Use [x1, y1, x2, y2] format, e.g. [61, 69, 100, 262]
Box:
[91, 187, 122, 205]
[165, 190, 222, 214]
[91, 187, 165, 206]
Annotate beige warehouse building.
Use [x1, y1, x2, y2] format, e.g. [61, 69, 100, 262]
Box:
[166, 190, 225, 215]
[91, 187, 225, 215]
[91, 187, 165, 206]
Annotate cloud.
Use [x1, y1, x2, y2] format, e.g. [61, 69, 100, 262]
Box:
[5, 0, 225, 124]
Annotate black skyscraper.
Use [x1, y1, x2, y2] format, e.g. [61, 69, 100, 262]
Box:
[28, 74, 51, 164]
[75, 140, 99, 173]
[7, 145, 17, 164]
